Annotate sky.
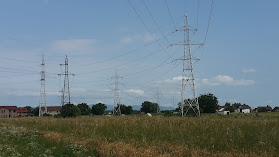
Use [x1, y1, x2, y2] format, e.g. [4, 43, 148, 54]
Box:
[0, 0, 278, 109]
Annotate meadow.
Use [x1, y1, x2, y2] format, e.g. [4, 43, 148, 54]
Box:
[0, 113, 279, 156]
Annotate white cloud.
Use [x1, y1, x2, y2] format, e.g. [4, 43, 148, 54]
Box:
[165, 76, 190, 83]
[96, 100, 104, 104]
[201, 75, 256, 86]
[71, 88, 87, 94]
[242, 68, 256, 73]
[50, 39, 97, 54]
[120, 33, 155, 43]
[120, 37, 134, 43]
[0, 90, 60, 97]
[125, 89, 144, 96]
[264, 100, 273, 104]
[143, 33, 154, 42]
[201, 78, 220, 86]
[118, 27, 129, 32]
[163, 75, 255, 87]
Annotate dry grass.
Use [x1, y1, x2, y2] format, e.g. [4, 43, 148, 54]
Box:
[1, 113, 279, 156]
[41, 131, 62, 143]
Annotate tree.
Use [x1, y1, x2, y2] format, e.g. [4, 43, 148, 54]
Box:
[120, 104, 133, 115]
[33, 106, 39, 116]
[140, 101, 158, 113]
[198, 93, 218, 113]
[176, 99, 200, 116]
[61, 103, 81, 118]
[232, 103, 241, 109]
[224, 102, 235, 112]
[77, 103, 91, 115]
[258, 107, 267, 112]
[24, 106, 33, 114]
[92, 103, 107, 115]
[225, 102, 231, 107]
[226, 105, 235, 113]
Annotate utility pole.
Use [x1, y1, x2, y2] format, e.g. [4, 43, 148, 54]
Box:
[112, 70, 123, 115]
[39, 54, 47, 117]
[156, 88, 160, 113]
[58, 55, 74, 106]
[171, 13, 202, 116]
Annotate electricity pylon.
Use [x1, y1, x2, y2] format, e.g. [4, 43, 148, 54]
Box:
[156, 88, 160, 113]
[39, 54, 47, 117]
[58, 55, 74, 106]
[112, 70, 123, 115]
[172, 13, 202, 116]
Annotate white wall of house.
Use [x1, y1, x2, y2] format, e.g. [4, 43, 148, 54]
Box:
[236, 108, 250, 113]
[47, 110, 60, 116]
[218, 111, 230, 115]
[0, 108, 9, 118]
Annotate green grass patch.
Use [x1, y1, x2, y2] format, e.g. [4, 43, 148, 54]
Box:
[0, 125, 96, 156]
[1, 112, 279, 156]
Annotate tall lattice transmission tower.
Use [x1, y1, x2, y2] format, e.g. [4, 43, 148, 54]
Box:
[58, 55, 74, 106]
[112, 70, 123, 115]
[39, 54, 47, 117]
[172, 13, 203, 116]
[156, 88, 160, 113]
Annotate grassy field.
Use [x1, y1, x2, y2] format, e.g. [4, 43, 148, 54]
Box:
[0, 113, 279, 156]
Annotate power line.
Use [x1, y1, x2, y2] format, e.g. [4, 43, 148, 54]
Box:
[71, 49, 176, 84]
[141, 0, 171, 44]
[164, 0, 177, 29]
[126, 60, 181, 87]
[123, 47, 178, 78]
[128, 0, 173, 58]
[203, 0, 214, 44]
[77, 46, 168, 75]
[196, 0, 200, 28]
[70, 32, 174, 68]
[0, 57, 40, 64]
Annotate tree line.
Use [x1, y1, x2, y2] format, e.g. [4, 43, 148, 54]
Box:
[24, 93, 250, 117]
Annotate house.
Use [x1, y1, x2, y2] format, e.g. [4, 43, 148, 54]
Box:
[0, 107, 9, 118]
[17, 108, 28, 117]
[217, 106, 225, 112]
[218, 110, 230, 115]
[235, 105, 251, 113]
[217, 106, 230, 115]
[40, 106, 61, 116]
[256, 105, 273, 112]
[272, 107, 279, 112]
[0, 106, 17, 118]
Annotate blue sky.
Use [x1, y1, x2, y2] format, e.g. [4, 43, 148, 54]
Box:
[0, 0, 278, 109]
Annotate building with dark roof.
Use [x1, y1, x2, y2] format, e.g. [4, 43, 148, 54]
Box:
[40, 106, 61, 116]
[272, 107, 279, 112]
[17, 107, 28, 117]
[235, 104, 251, 113]
[0, 106, 17, 118]
[256, 105, 273, 112]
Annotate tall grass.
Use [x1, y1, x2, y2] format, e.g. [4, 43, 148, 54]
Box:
[1, 113, 279, 156]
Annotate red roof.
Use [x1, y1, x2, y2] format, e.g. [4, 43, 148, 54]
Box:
[41, 106, 61, 112]
[258, 106, 273, 111]
[17, 108, 28, 113]
[0, 106, 17, 110]
[239, 105, 251, 109]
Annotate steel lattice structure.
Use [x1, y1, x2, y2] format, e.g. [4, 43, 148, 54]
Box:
[172, 14, 203, 116]
[39, 54, 47, 117]
[112, 70, 123, 115]
[58, 55, 74, 106]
